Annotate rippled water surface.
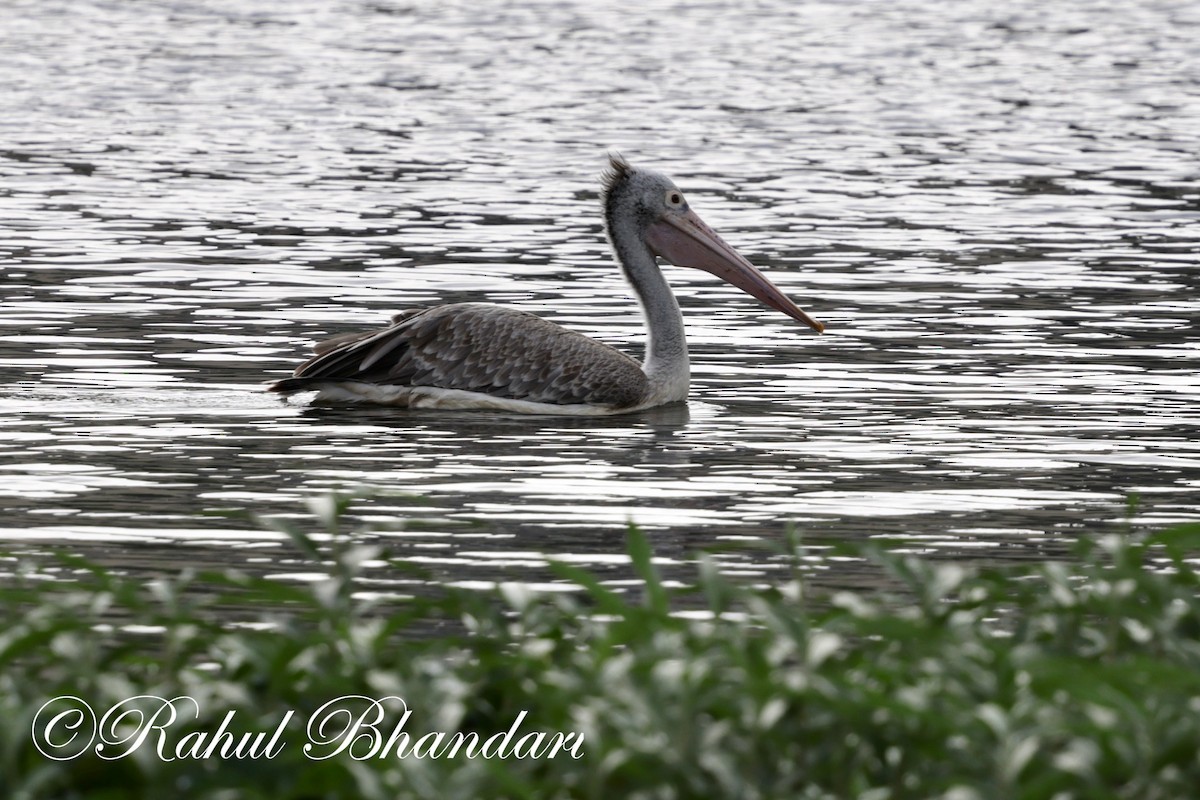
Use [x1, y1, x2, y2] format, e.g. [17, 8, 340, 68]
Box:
[2, 0, 1198, 588]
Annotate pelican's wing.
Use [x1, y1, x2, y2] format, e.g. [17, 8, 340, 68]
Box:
[269, 303, 648, 407]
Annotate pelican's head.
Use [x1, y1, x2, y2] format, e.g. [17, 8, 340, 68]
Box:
[601, 153, 824, 334]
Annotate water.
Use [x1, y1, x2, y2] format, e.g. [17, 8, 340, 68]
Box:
[1, 0, 1198, 589]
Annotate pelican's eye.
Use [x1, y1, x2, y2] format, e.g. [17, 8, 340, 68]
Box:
[665, 190, 685, 208]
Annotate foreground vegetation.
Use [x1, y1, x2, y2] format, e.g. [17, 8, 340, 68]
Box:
[2, 500, 1200, 799]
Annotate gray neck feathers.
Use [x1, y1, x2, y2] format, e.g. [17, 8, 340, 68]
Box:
[606, 207, 690, 389]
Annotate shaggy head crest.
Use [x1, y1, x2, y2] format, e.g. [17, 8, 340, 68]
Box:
[601, 151, 634, 197]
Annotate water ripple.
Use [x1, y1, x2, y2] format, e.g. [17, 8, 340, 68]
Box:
[0, 0, 1197, 588]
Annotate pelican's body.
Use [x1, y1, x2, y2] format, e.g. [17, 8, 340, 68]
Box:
[269, 155, 824, 415]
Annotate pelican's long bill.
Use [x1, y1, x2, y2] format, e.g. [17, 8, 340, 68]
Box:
[645, 209, 825, 334]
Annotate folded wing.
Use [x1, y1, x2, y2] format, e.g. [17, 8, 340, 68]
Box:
[268, 303, 649, 408]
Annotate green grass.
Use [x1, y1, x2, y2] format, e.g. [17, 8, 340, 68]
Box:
[2, 498, 1200, 799]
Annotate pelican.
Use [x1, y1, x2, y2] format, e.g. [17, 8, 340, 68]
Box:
[268, 154, 824, 415]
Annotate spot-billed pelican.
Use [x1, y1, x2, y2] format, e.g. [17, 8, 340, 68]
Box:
[269, 155, 824, 414]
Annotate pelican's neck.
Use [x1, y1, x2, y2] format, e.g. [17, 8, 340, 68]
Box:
[609, 215, 690, 401]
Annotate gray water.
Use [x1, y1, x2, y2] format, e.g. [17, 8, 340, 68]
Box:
[1, 0, 1198, 589]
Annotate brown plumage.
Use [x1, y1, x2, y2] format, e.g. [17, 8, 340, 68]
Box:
[269, 303, 649, 408]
